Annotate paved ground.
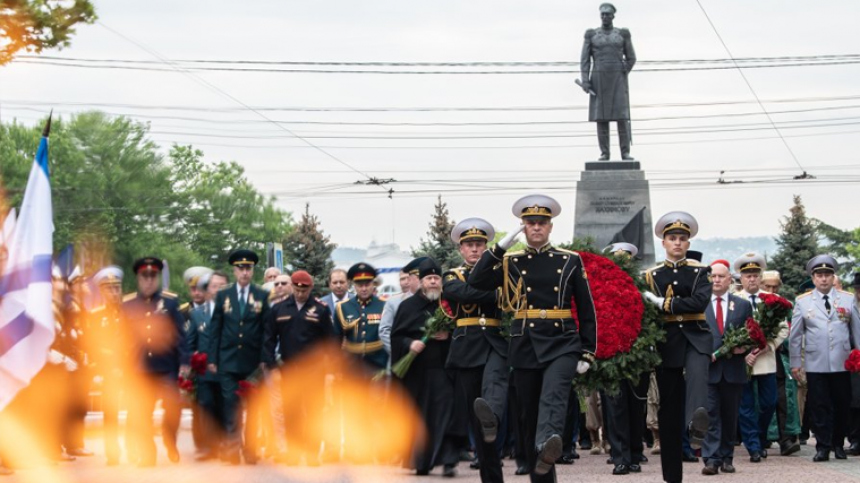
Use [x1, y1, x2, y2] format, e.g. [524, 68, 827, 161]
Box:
[5, 429, 860, 483]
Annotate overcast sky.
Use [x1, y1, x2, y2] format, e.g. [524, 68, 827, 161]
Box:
[1, 0, 858, 254]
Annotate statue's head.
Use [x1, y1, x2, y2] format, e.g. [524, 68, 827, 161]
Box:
[599, 3, 616, 26]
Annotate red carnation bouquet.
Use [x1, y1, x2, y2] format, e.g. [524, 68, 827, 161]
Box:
[713, 317, 767, 359]
[178, 352, 209, 400]
[845, 349, 860, 373]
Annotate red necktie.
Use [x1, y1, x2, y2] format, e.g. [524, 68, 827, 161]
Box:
[716, 296, 724, 335]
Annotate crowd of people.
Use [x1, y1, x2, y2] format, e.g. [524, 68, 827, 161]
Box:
[1, 194, 859, 483]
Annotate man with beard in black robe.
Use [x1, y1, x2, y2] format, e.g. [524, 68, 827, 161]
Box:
[391, 258, 460, 477]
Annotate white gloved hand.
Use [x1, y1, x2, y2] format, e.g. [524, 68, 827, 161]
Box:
[643, 291, 665, 307]
[498, 225, 524, 250]
[48, 349, 65, 365]
[576, 361, 591, 374]
[64, 357, 78, 372]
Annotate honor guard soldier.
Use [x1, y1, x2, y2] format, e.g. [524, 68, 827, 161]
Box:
[181, 266, 213, 323]
[210, 249, 271, 465]
[123, 257, 189, 466]
[789, 255, 860, 462]
[444, 217, 508, 483]
[334, 263, 389, 370]
[469, 194, 597, 482]
[643, 212, 712, 483]
[83, 266, 126, 466]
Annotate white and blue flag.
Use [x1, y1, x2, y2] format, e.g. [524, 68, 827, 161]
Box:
[0, 119, 56, 410]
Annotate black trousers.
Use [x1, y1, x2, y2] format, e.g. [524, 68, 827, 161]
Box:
[656, 347, 709, 483]
[195, 379, 224, 454]
[128, 373, 181, 464]
[561, 385, 580, 455]
[456, 350, 508, 483]
[221, 372, 259, 459]
[512, 353, 578, 483]
[806, 372, 851, 452]
[507, 378, 528, 468]
[605, 376, 649, 466]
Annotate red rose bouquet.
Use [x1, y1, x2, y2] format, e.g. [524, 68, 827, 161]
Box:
[713, 317, 767, 359]
[755, 293, 792, 342]
[845, 349, 860, 373]
[178, 352, 209, 400]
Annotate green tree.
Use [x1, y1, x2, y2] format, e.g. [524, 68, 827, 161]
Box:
[1, 0, 97, 65]
[814, 220, 857, 282]
[281, 204, 335, 294]
[412, 194, 460, 270]
[770, 195, 819, 299]
[0, 112, 292, 296]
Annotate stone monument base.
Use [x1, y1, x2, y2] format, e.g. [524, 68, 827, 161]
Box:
[573, 161, 655, 266]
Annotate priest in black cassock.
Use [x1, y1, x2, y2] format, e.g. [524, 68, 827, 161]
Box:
[391, 258, 461, 478]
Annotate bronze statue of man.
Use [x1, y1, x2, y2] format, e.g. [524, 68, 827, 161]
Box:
[580, 3, 636, 160]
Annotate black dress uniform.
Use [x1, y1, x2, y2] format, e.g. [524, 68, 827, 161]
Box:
[334, 263, 389, 370]
[392, 259, 461, 476]
[444, 217, 508, 483]
[645, 212, 713, 483]
[469, 195, 597, 483]
[123, 257, 189, 466]
[210, 249, 271, 464]
[263, 294, 335, 367]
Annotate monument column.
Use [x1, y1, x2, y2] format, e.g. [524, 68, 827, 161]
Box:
[573, 161, 655, 266]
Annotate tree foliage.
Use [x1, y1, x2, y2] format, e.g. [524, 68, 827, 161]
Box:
[0, 0, 97, 65]
[770, 195, 819, 299]
[0, 112, 292, 296]
[412, 194, 460, 270]
[814, 219, 857, 281]
[281, 204, 336, 295]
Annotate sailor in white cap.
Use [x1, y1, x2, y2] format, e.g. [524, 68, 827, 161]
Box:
[790, 255, 860, 462]
[605, 242, 638, 259]
[733, 252, 789, 463]
[444, 217, 507, 482]
[643, 211, 712, 483]
[469, 194, 597, 478]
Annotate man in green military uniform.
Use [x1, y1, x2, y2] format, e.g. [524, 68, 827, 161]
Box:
[334, 263, 389, 371]
[210, 249, 271, 465]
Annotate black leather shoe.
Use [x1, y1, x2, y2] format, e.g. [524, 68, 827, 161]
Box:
[515, 465, 530, 475]
[721, 463, 736, 473]
[474, 398, 499, 444]
[780, 441, 801, 456]
[813, 450, 830, 462]
[555, 454, 575, 465]
[570, 449, 580, 459]
[442, 464, 457, 478]
[612, 464, 629, 475]
[637, 454, 648, 463]
[761, 448, 768, 459]
[701, 464, 719, 476]
[469, 458, 480, 470]
[535, 435, 562, 476]
[848, 442, 860, 456]
[749, 452, 762, 463]
[579, 440, 593, 450]
[682, 453, 699, 463]
[606, 457, 613, 465]
[834, 447, 847, 460]
[628, 463, 642, 473]
[688, 407, 709, 450]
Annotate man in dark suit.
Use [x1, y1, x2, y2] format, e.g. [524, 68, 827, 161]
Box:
[701, 260, 752, 475]
[210, 249, 271, 465]
[643, 212, 712, 483]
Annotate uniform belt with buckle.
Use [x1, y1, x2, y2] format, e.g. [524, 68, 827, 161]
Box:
[514, 309, 572, 320]
[456, 317, 501, 328]
[342, 340, 384, 354]
[661, 313, 706, 323]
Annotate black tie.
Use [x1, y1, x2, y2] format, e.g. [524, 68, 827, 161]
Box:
[823, 294, 831, 314]
[749, 294, 757, 312]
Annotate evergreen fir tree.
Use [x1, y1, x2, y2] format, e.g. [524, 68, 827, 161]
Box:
[412, 195, 461, 269]
[770, 195, 819, 299]
[282, 204, 336, 294]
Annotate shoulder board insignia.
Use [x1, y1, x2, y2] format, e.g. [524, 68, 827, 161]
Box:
[554, 248, 579, 256]
[122, 292, 137, 302]
[685, 260, 705, 267]
[444, 273, 458, 282]
[179, 302, 190, 311]
[838, 289, 852, 295]
[796, 291, 813, 299]
[162, 290, 178, 299]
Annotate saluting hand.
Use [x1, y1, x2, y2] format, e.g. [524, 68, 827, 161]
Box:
[498, 225, 524, 250]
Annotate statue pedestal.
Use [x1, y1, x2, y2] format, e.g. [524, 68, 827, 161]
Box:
[573, 161, 655, 266]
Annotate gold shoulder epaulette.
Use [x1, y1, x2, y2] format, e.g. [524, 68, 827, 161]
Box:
[179, 302, 190, 311]
[162, 290, 178, 299]
[504, 250, 525, 258]
[554, 247, 579, 256]
[838, 289, 853, 296]
[796, 291, 813, 299]
[686, 260, 705, 267]
[122, 292, 137, 302]
[268, 291, 277, 301]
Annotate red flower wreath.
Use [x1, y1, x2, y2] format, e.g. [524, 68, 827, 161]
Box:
[570, 251, 644, 359]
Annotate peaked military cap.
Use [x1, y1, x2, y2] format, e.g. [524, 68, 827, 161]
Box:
[402, 257, 428, 276]
[94, 266, 123, 286]
[418, 258, 442, 279]
[734, 252, 767, 274]
[604, 242, 638, 258]
[229, 249, 258, 267]
[183, 266, 213, 287]
[133, 257, 164, 274]
[806, 254, 837, 275]
[512, 194, 561, 219]
[654, 211, 699, 239]
[599, 3, 617, 14]
[348, 262, 377, 282]
[450, 217, 495, 244]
